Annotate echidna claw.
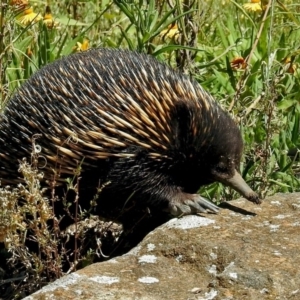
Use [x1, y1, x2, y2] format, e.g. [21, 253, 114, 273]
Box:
[169, 193, 219, 216]
[184, 200, 207, 213]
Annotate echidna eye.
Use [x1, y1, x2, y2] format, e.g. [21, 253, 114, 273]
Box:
[215, 163, 228, 173]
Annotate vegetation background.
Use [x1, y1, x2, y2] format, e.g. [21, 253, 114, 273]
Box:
[0, 0, 299, 298]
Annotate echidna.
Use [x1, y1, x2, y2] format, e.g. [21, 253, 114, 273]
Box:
[0, 48, 260, 216]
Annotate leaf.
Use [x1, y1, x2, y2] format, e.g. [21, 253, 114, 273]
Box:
[277, 99, 298, 110]
[57, 16, 90, 26]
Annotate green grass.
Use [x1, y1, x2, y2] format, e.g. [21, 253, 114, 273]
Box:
[0, 0, 300, 297]
[4, 0, 297, 197]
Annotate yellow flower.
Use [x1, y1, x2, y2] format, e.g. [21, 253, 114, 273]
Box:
[160, 24, 180, 41]
[74, 39, 89, 52]
[243, 0, 262, 12]
[43, 6, 59, 28]
[18, 7, 42, 25]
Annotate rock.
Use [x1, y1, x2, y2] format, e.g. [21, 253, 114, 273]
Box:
[23, 193, 300, 300]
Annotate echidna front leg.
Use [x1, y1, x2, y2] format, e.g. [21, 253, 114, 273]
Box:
[168, 192, 220, 216]
[105, 158, 219, 216]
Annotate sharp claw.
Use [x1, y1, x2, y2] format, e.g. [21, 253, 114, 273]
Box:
[177, 204, 192, 214]
[169, 205, 179, 216]
[169, 203, 191, 216]
[168, 194, 219, 216]
[184, 200, 206, 213]
[194, 195, 219, 213]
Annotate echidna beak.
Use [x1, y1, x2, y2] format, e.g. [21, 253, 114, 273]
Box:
[220, 170, 261, 205]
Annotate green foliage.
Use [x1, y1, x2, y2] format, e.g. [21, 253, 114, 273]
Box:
[0, 0, 299, 199]
[0, 0, 300, 297]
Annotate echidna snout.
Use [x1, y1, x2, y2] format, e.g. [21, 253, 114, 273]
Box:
[217, 170, 261, 205]
[0, 48, 260, 218]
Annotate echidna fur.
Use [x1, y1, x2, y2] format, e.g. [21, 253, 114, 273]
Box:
[0, 48, 260, 217]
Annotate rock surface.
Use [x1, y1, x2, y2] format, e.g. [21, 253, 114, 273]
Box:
[24, 193, 300, 300]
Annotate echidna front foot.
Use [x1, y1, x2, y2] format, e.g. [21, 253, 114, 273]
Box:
[168, 192, 219, 216]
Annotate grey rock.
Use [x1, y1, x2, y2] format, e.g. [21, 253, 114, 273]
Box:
[24, 193, 300, 300]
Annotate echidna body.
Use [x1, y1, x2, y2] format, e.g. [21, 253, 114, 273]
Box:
[0, 48, 260, 216]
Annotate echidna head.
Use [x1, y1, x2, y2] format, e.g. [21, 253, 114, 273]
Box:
[210, 154, 239, 180]
[168, 97, 259, 204]
[201, 113, 260, 204]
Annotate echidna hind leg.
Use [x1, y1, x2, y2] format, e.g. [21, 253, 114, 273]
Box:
[168, 192, 219, 216]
